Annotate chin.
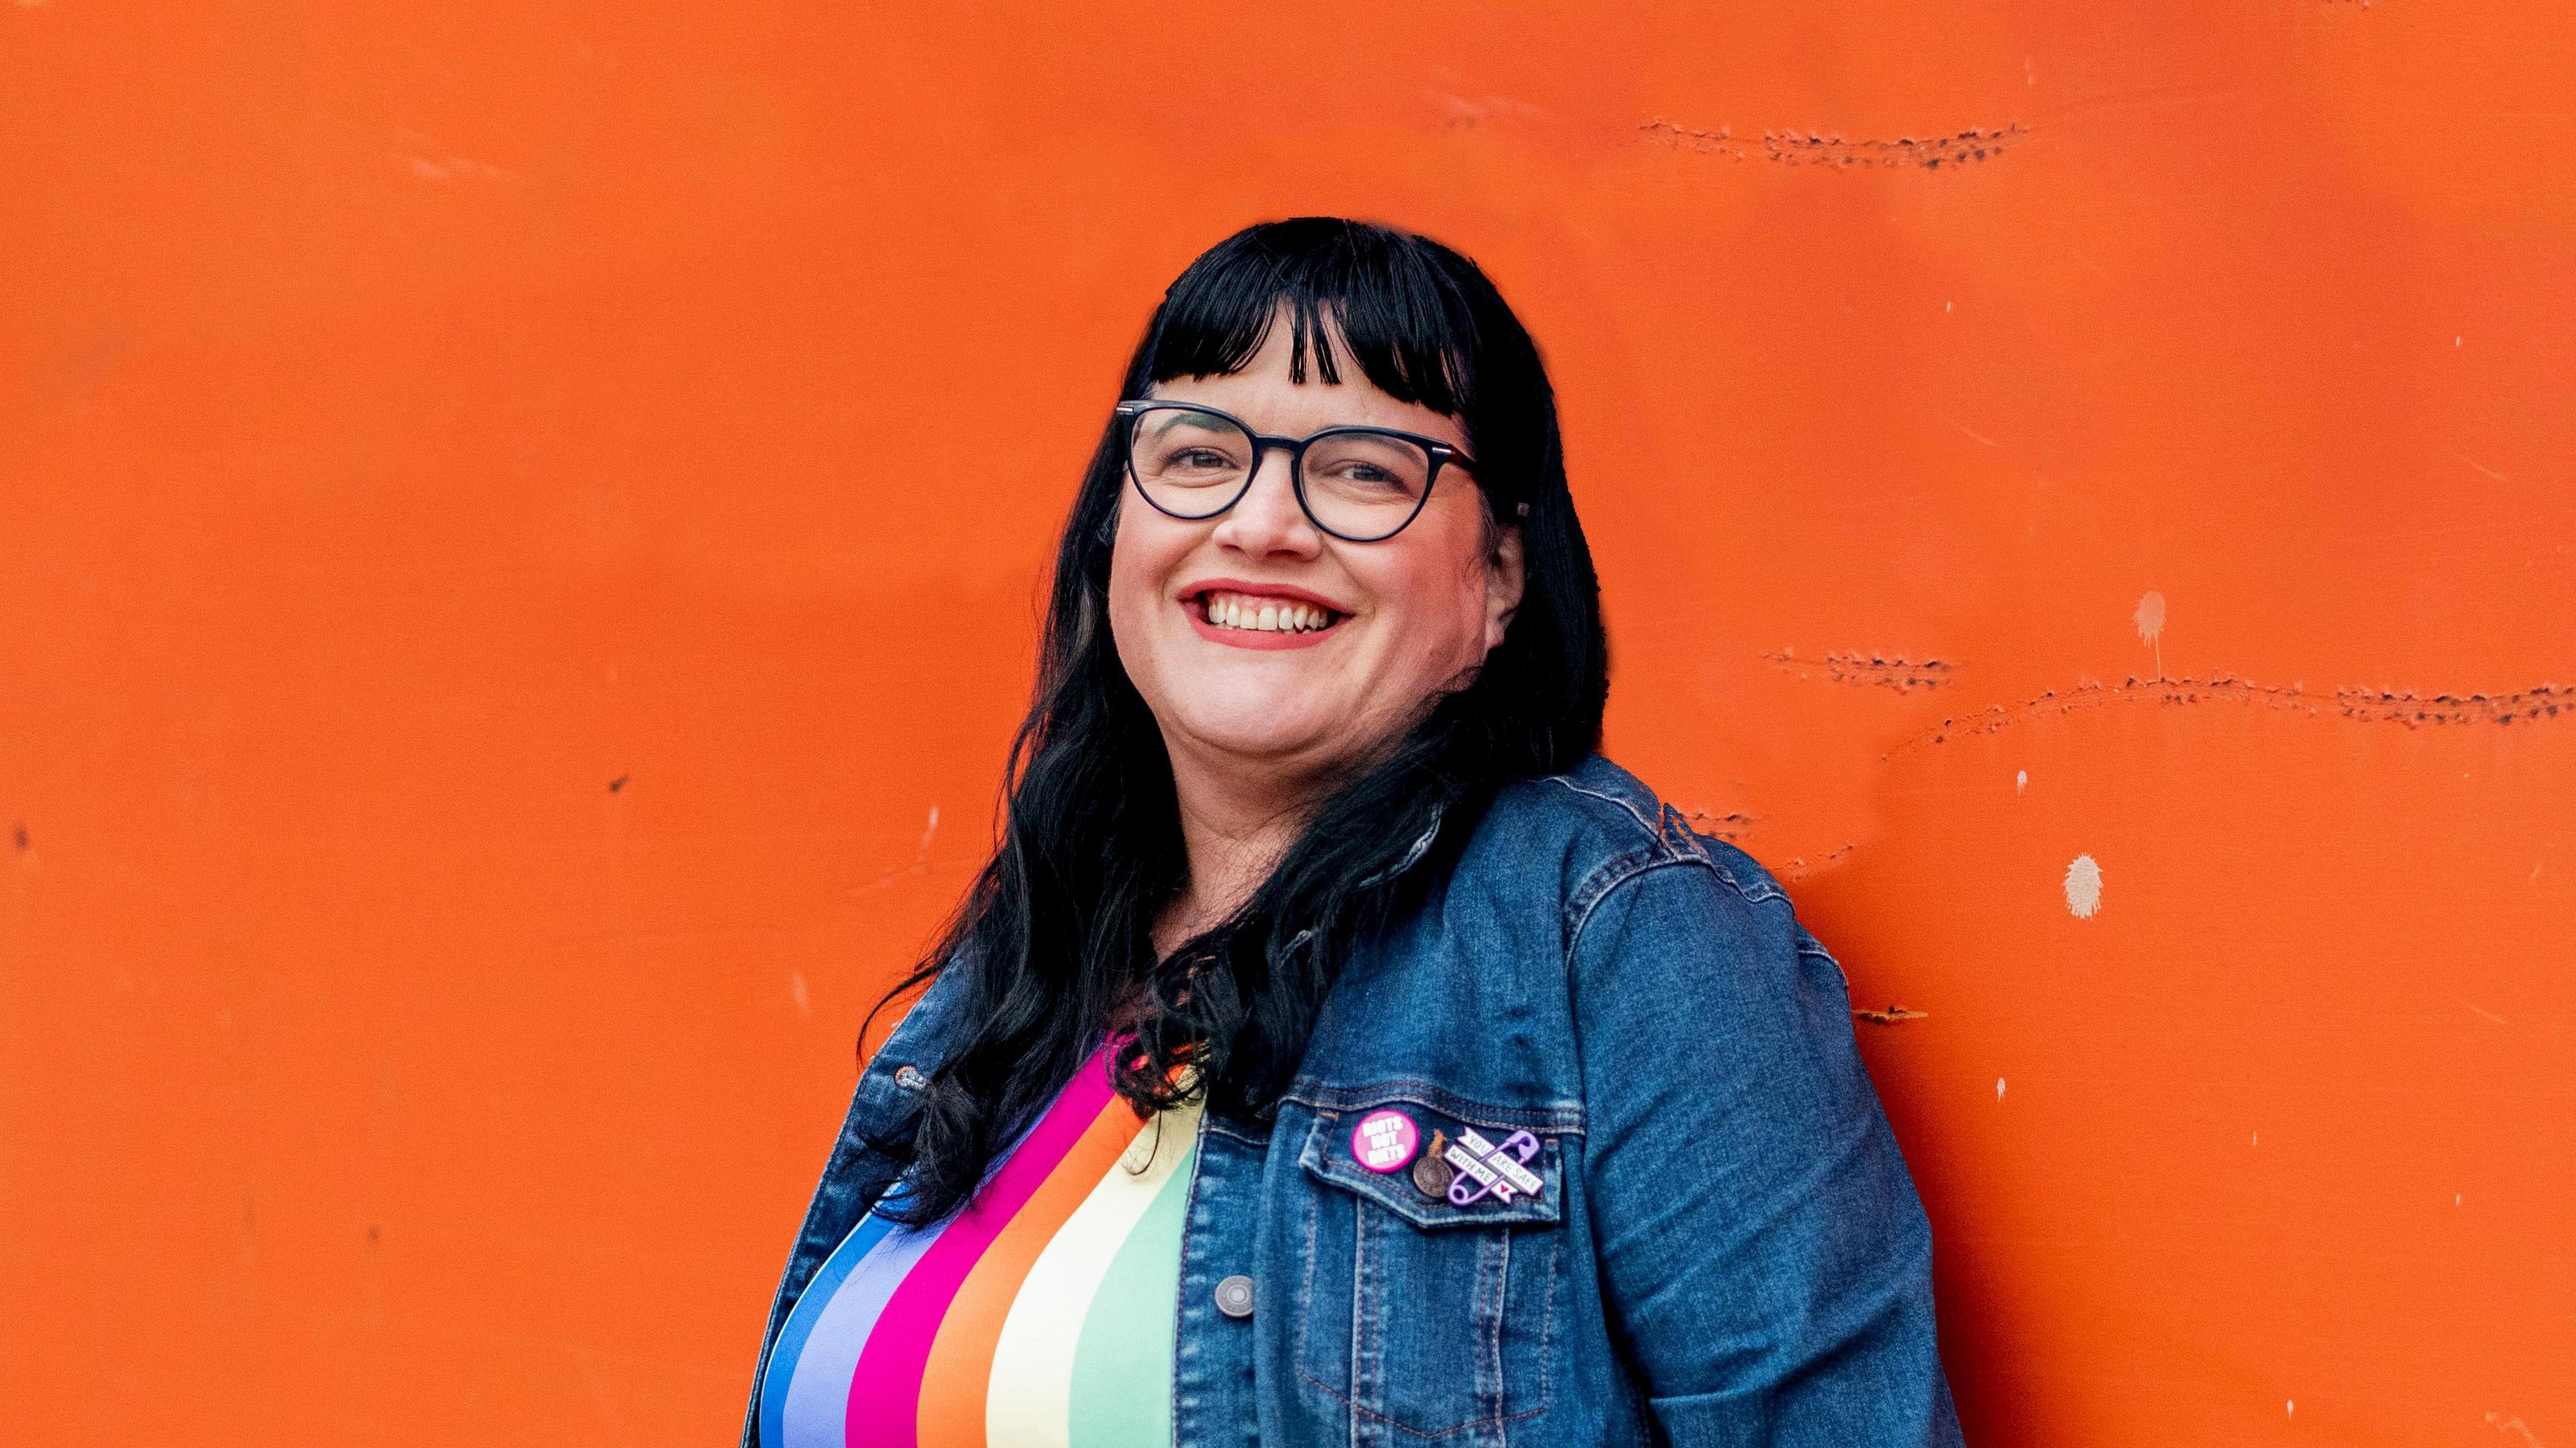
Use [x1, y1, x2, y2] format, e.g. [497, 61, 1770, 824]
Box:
[1170, 701, 1343, 765]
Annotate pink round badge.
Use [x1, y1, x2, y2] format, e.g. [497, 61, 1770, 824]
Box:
[1350, 1109, 1421, 1173]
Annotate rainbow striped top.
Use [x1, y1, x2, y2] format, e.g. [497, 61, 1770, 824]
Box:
[757, 1044, 1202, 1448]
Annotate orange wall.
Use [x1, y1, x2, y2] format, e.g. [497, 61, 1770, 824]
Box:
[5, 3, 2571, 1443]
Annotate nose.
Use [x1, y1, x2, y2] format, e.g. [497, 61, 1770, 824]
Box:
[1209, 446, 1322, 559]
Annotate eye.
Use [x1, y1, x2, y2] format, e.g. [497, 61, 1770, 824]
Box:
[1314, 457, 1418, 495]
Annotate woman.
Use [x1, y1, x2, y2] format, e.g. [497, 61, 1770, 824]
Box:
[745, 218, 1962, 1447]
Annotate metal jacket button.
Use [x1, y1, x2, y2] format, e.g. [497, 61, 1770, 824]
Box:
[892, 1065, 928, 1092]
[1214, 1274, 1254, 1319]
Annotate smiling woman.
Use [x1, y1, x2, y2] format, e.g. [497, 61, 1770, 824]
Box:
[743, 219, 1962, 1448]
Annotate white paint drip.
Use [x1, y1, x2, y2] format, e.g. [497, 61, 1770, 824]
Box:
[2487, 1412, 2546, 1448]
[2252, 1131, 2259, 1146]
[790, 970, 810, 1016]
[2287, 1400, 2295, 1419]
[2134, 590, 2167, 679]
[2064, 854, 2104, 918]
[2015, 769, 2027, 794]
[1996, 1078, 2006, 1101]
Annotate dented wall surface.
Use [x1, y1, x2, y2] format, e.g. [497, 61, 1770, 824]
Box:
[3, 2, 2571, 1444]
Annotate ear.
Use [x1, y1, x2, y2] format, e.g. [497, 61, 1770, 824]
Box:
[1483, 522, 1527, 653]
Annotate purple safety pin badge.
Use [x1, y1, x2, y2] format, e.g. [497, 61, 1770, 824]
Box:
[1444, 1127, 1545, 1207]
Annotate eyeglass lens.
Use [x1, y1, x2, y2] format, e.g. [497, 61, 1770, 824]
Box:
[1124, 405, 1435, 541]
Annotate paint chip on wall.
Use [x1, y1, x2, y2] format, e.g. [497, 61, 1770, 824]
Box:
[2065, 854, 2104, 917]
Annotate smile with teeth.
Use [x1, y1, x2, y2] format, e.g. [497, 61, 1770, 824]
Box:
[1198, 590, 1342, 633]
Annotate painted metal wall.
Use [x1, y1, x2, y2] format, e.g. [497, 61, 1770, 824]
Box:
[5, 2, 2569, 1443]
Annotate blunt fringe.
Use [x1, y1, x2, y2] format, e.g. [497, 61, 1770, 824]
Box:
[865, 217, 1609, 1223]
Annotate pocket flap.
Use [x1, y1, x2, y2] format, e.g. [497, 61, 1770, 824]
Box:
[1297, 1097, 1567, 1230]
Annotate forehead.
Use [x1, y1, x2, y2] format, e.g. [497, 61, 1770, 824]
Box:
[1144, 311, 1468, 451]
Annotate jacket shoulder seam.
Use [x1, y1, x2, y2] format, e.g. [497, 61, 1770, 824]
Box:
[1565, 854, 1723, 960]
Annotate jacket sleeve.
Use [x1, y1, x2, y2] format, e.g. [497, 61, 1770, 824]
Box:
[1568, 853, 1963, 1447]
[738, 958, 975, 1448]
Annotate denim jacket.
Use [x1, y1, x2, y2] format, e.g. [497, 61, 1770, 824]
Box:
[743, 755, 1963, 1447]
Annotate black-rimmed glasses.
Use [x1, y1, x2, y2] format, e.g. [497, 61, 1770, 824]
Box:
[1114, 400, 1474, 543]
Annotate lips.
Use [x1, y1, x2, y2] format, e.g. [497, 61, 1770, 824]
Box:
[1179, 580, 1350, 649]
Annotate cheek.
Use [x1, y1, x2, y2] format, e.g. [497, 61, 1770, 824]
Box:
[1358, 526, 1491, 651]
[1106, 507, 1187, 665]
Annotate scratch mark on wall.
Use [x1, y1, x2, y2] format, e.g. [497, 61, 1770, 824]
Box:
[606, 773, 628, 793]
[1780, 843, 1857, 879]
[851, 804, 942, 899]
[2456, 997, 2509, 1025]
[1948, 417, 2000, 448]
[790, 970, 810, 1017]
[1641, 120, 1743, 159]
[2332, 684, 2569, 726]
[11, 823, 25, 850]
[2456, 454, 2512, 484]
[1766, 647, 1956, 691]
[1854, 1005, 1931, 1025]
[1886, 674, 2571, 753]
[1432, 91, 1553, 131]
[392, 129, 519, 183]
[2064, 854, 2104, 917]
[2485, 1412, 2547, 1447]
[1680, 808, 1757, 841]
[1642, 119, 2027, 168]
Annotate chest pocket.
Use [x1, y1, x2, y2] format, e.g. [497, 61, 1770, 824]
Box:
[1292, 1097, 1570, 1443]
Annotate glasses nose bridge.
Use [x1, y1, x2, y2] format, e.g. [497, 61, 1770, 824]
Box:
[1236, 430, 1310, 505]
[1244, 430, 1309, 477]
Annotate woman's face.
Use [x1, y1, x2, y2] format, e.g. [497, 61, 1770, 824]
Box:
[1107, 315, 1525, 791]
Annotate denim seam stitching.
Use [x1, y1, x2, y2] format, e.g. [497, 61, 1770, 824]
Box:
[1279, 1079, 1585, 1131]
[1291, 1205, 1555, 1439]
[1539, 775, 1667, 844]
[1566, 856, 1722, 959]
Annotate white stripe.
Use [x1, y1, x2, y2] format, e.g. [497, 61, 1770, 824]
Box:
[984, 1101, 1202, 1448]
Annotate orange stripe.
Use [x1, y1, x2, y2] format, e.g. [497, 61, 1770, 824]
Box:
[912, 1093, 1146, 1447]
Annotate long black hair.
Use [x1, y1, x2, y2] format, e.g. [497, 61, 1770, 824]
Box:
[871, 217, 1609, 1223]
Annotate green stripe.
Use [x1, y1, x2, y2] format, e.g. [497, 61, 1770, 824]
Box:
[1064, 1134, 1197, 1447]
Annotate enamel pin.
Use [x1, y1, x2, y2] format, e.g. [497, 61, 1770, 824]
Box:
[1350, 1108, 1421, 1173]
[1444, 1127, 1545, 1207]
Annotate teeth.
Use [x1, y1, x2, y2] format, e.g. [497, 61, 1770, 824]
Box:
[1203, 592, 1335, 632]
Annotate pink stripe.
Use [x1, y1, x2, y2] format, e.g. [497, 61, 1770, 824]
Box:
[845, 1044, 1119, 1447]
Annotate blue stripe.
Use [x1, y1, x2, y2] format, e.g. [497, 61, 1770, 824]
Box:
[759, 1186, 914, 1448]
